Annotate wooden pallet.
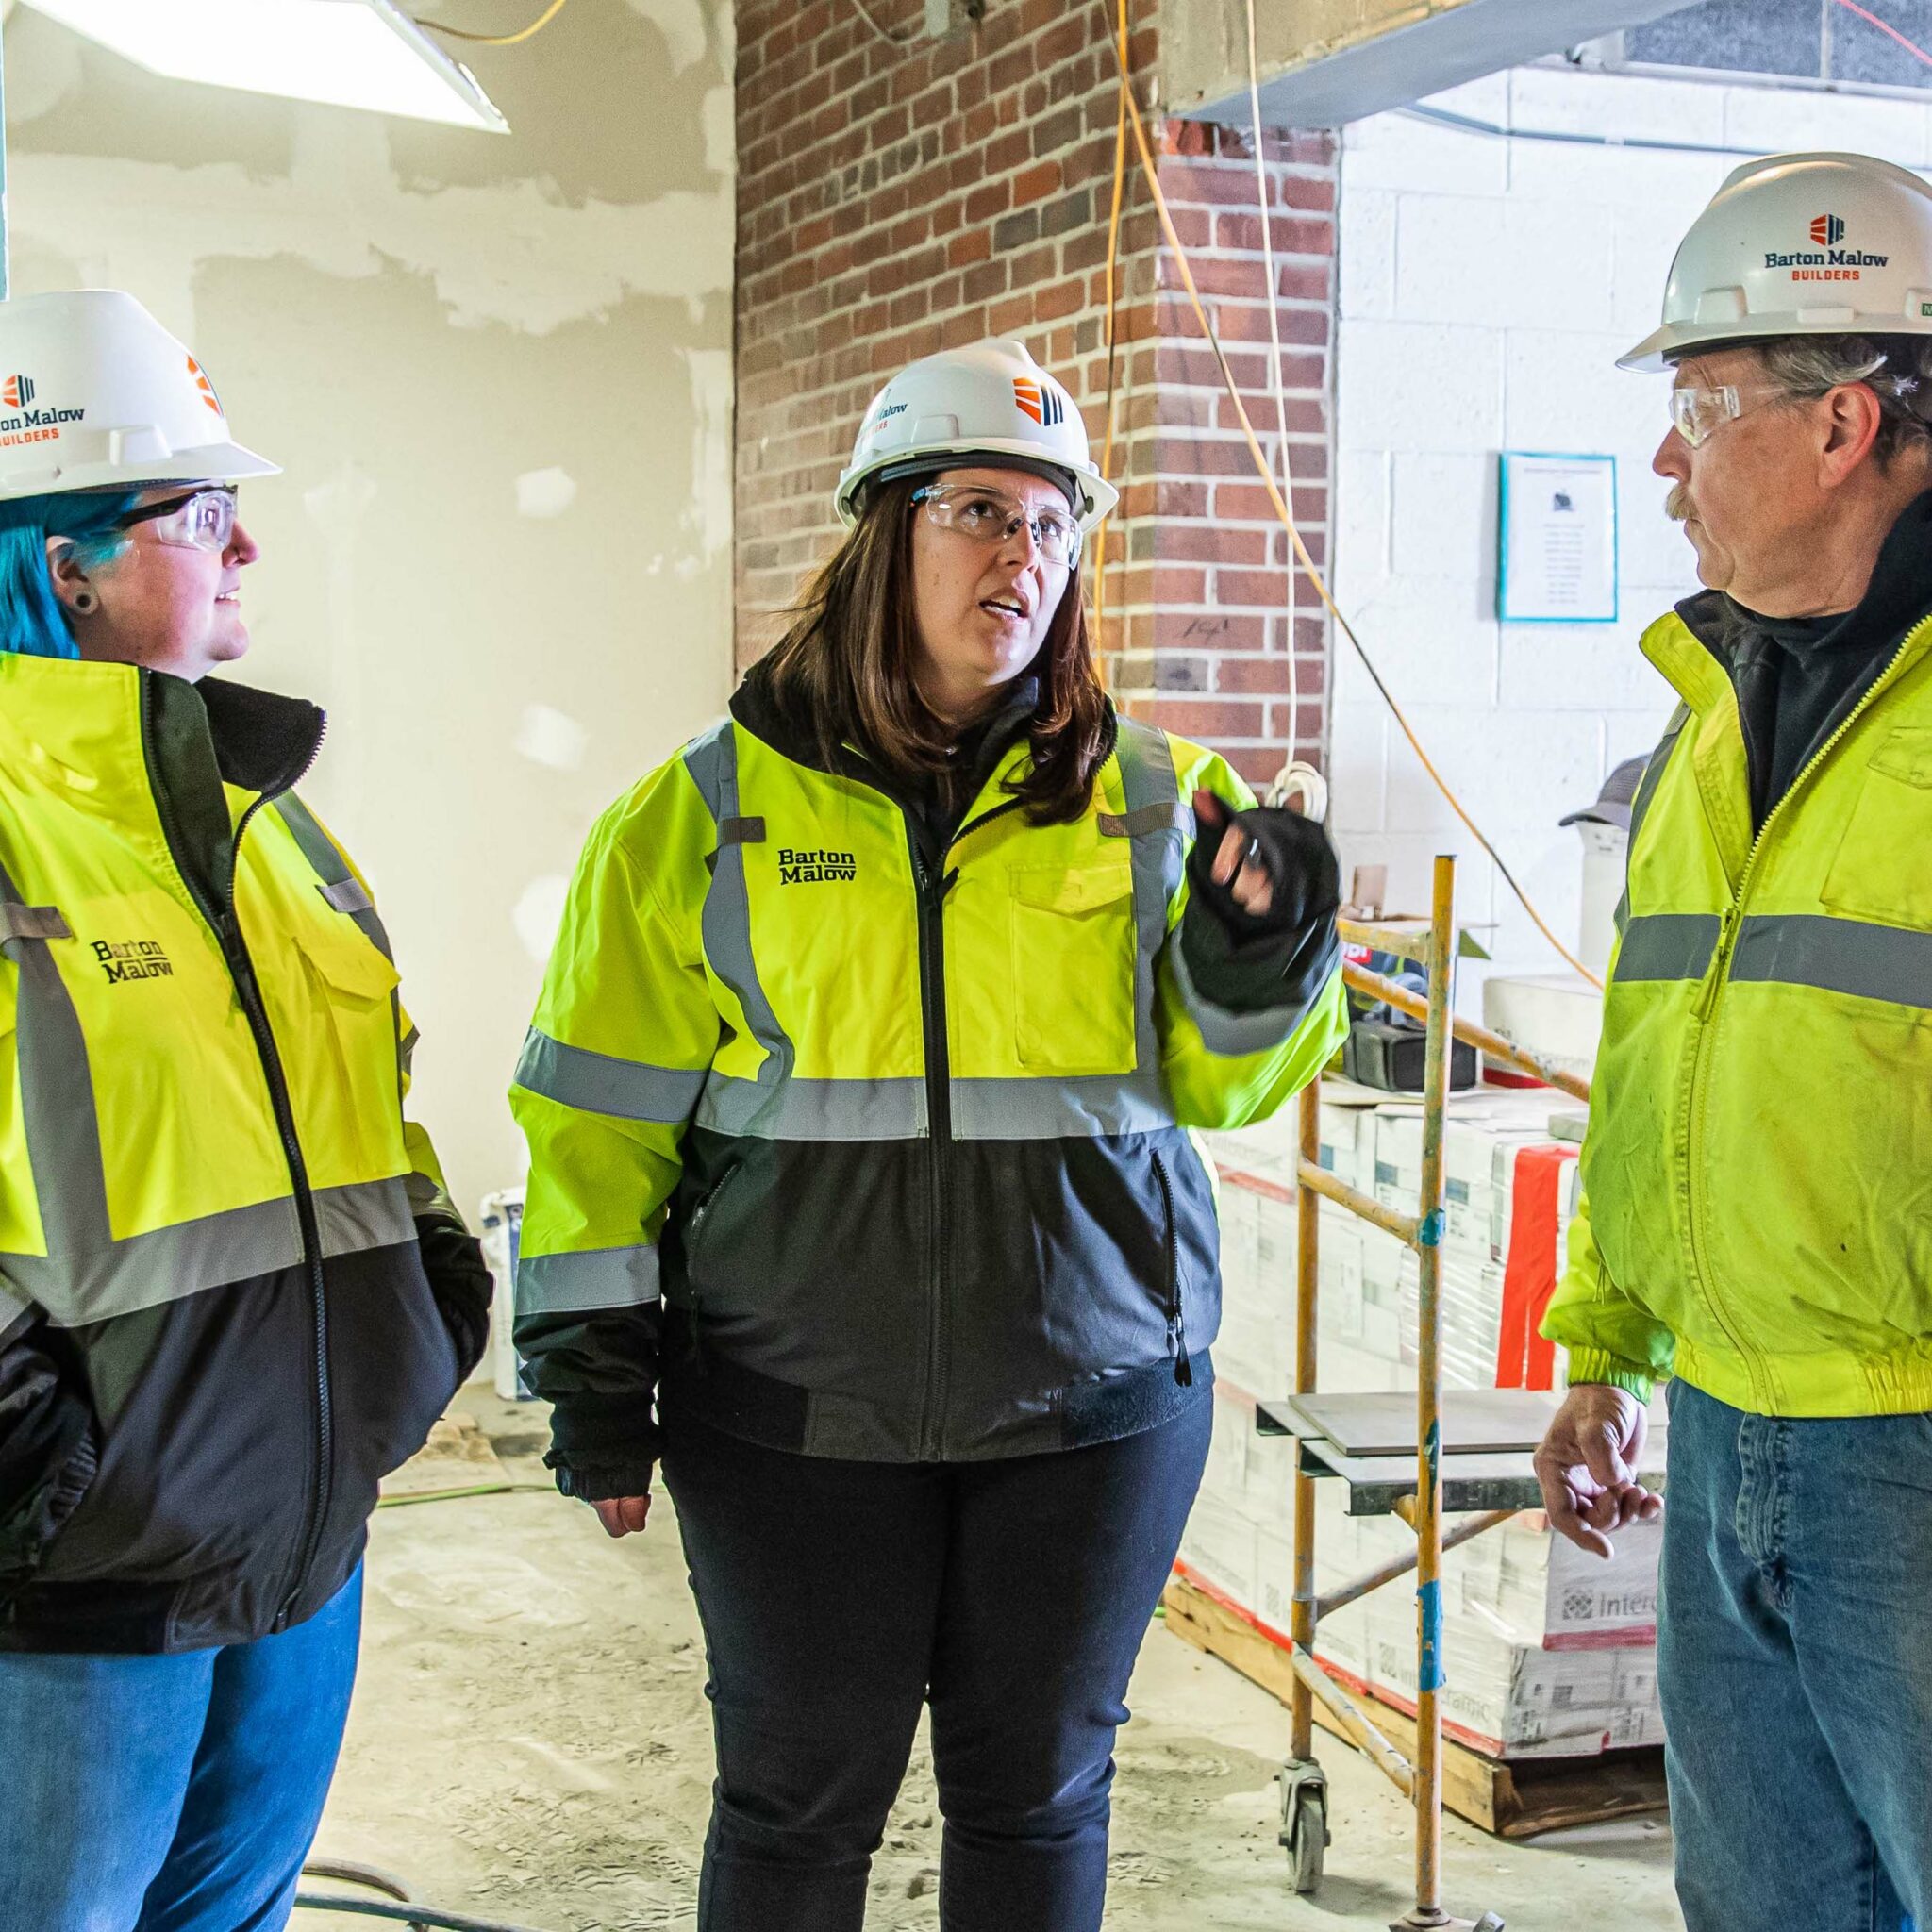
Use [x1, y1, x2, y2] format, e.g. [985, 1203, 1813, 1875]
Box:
[1161, 1574, 1670, 1840]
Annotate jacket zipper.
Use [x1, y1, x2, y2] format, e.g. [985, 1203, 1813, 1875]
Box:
[142, 676, 329, 1632]
[1679, 617, 1929, 1404]
[1150, 1150, 1191, 1387]
[909, 829, 958, 1461]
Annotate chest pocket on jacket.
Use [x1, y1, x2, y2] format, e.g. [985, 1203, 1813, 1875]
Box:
[1009, 861, 1136, 1074]
[1821, 724, 1932, 930]
[291, 922, 404, 1174]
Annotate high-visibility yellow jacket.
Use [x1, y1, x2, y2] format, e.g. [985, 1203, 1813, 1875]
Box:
[0, 654, 488, 1653]
[510, 671, 1348, 1484]
[1543, 597, 1932, 1416]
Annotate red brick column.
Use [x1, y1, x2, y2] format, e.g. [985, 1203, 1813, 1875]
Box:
[734, 0, 1338, 789]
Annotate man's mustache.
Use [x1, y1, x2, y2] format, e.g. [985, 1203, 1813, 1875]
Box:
[1666, 485, 1693, 523]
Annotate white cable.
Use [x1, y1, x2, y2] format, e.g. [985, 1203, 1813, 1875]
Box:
[845, 0, 915, 46]
[1244, 0, 1329, 824]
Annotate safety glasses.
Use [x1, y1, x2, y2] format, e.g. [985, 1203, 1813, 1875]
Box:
[114, 486, 240, 553]
[911, 482, 1081, 569]
[1668, 383, 1789, 449]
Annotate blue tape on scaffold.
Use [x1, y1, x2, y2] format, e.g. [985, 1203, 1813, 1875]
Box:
[1418, 1579, 1445, 1691]
[1424, 1419, 1441, 1491]
[1418, 1208, 1446, 1248]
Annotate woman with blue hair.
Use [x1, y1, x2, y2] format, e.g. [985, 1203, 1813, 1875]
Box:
[0, 290, 492, 1931]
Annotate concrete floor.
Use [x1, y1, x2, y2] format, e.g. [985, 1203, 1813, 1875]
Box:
[304, 1393, 1685, 1931]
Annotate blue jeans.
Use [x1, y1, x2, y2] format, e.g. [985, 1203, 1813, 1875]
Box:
[1660, 1383, 1931, 1931]
[0, 1566, 362, 1932]
[659, 1396, 1213, 1932]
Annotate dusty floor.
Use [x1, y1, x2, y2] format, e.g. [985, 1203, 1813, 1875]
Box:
[304, 1392, 1684, 1931]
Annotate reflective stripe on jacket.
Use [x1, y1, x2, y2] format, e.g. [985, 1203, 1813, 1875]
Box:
[0, 655, 481, 1653]
[511, 688, 1348, 1468]
[1543, 602, 1932, 1416]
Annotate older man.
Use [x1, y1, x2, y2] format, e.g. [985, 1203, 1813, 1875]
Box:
[1535, 150, 1932, 1931]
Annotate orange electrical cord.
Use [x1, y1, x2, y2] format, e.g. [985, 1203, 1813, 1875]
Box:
[1097, 0, 1604, 989]
[416, 0, 570, 45]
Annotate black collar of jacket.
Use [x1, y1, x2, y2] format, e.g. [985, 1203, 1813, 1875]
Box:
[193, 676, 327, 799]
[1674, 486, 1932, 663]
[141, 674, 326, 922]
[726, 653, 1118, 808]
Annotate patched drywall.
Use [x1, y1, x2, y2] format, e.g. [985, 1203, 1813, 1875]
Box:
[3, 0, 735, 1213]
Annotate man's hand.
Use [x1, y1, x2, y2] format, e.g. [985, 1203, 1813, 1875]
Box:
[591, 1494, 652, 1539]
[1532, 1385, 1662, 1559]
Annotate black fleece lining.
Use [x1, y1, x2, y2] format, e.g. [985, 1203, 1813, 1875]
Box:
[196, 676, 326, 799]
[1676, 488, 1932, 829]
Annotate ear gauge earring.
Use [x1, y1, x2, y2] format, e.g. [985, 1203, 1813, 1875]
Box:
[71, 591, 98, 614]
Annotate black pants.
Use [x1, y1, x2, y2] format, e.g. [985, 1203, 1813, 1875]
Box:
[658, 1396, 1212, 1932]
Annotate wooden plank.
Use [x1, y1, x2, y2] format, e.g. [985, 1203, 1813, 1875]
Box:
[1160, 1575, 1670, 1840]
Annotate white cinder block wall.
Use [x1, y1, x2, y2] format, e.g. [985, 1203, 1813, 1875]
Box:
[1329, 64, 1932, 992]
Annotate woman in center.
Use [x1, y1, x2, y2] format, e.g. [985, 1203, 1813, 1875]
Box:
[511, 339, 1347, 1932]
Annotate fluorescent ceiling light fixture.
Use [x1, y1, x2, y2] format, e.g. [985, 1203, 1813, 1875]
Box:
[21, 0, 510, 133]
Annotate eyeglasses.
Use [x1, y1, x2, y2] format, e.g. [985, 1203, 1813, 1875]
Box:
[1668, 383, 1789, 449]
[114, 487, 240, 553]
[912, 482, 1081, 568]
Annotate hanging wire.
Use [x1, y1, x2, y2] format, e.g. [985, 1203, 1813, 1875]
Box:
[1241, 0, 1328, 823]
[1098, 0, 1603, 987]
[1091, 0, 1132, 670]
[415, 0, 571, 45]
[843, 0, 919, 49]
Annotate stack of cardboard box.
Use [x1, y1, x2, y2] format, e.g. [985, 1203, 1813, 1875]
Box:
[1179, 1086, 1661, 1762]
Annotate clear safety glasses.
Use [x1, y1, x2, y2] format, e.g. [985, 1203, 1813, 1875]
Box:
[912, 482, 1082, 569]
[114, 486, 240, 553]
[1668, 383, 1788, 449]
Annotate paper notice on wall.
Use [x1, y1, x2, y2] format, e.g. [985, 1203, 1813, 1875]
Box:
[1498, 452, 1618, 624]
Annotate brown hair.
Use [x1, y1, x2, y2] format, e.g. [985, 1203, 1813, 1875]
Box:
[759, 475, 1110, 824]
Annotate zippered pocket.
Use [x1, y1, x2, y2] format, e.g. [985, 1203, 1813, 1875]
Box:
[682, 1164, 743, 1288]
[1151, 1149, 1191, 1387]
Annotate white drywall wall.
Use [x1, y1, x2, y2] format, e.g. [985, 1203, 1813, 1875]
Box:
[1330, 62, 1932, 986]
[3, 0, 737, 1214]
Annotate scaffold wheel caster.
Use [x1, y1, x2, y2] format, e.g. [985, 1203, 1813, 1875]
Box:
[1277, 1758, 1330, 1894]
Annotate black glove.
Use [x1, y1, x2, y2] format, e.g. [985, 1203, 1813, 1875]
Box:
[1182, 793, 1342, 1017]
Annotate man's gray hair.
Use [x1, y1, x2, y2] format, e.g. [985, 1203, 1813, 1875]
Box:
[1757, 334, 1932, 462]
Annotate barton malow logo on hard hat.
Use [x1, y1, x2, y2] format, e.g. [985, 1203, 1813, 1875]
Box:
[1766, 212, 1889, 282]
[1013, 377, 1064, 428]
[0, 369, 86, 450]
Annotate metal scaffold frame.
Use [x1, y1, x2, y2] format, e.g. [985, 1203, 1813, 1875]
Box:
[1275, 855, 1593, 1930]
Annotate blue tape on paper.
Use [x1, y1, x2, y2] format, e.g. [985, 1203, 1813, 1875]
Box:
[1418, 1579, 1445, 1691]
[1418, 1208, 1446, 1248]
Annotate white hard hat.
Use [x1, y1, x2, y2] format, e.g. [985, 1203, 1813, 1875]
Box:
[836, 339, 1119, 532]
[0, 290, 278, 502]
[1621, 151, 1932, 371]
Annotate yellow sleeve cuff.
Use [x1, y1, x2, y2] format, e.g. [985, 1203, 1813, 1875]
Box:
[1563, 1347, 1656, 1401]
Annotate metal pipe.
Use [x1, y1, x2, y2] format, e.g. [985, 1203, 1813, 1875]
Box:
[1312, 1508, 1520, 1623]
[1289, 1643, 1414, 1798]
[1336, 914, 1436, 966]
[1343, 960, 1591, 1105]
[1407, 856, 1457, 1923]
[1296, 1158, 1421, 1248]
[1290, 1077, 1321, 1764]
